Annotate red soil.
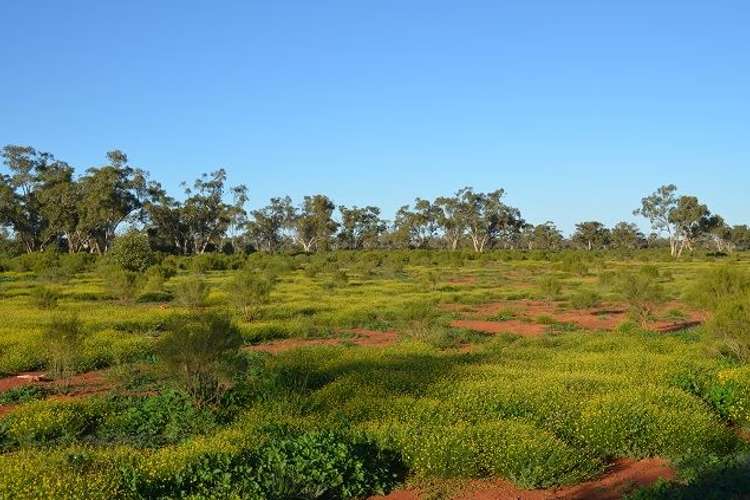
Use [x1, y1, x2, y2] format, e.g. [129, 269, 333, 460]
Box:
[451, 319, 547, 337]
[246, 328, 399, 354]
[0, 369, 111, 417]
[374, 458, 674, 500]
[448, 277, 478, 285]
[448, 300, 705, 336]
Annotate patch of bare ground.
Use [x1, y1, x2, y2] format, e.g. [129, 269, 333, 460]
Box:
[373, 458, 674, 500]
[0, 369, 112, 416]
[451, 319, 547, 337]
[451, 300, 706, 335]
[447, 277, 478, 285]
[245, 328, 398, 354]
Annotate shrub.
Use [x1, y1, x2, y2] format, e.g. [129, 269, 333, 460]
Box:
[29, 285, 60, 309]
[41, 314, 88, 386]
[96, 390, 216, 447]
[173, 275, 209, 309]
[110, 231, 154, 273]
[157, 314, 245, 406]
[570, 290, 601, 309]
[539, 276, 562, 300]
[618, 272, 665, 327]
[688, 265, 750, 311]
[706, 297, 750, 362]
[226, 268, 277, 320]
[102, 266, 142, 302]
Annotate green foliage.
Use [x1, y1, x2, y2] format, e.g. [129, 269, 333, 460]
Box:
[157, 314, 245, 406]
[29, 285, 60, 309]
[173, 275, 209, 309]
[110, 231, 154, 273]
[539, 275, 562, 299]
[226, 268, 277, 320]
[96, 390, 216, 447]
[41, 314, 88, 384]
[569, 290, 601, 309]
[0, 386, 48, 406]
[706, 297, 750, 362]
[687, 265, 750, 311]
[102, 266, 142, 302]
[618, 272, 666, 326]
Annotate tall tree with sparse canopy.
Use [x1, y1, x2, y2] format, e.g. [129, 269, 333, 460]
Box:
[572, 221, 610, 250]
[289, 195, 338, 253]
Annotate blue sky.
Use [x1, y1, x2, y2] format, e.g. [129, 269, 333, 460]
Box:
[1, 0, 748, 235]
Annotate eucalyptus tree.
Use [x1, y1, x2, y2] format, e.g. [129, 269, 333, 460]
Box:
[522, 221, 564, 250]
[454, 187, 520, 252]
[289, 195, 338, 253]
[181, 169, 248, 254]
[668, 195, 714, 257]
[0, 145, 67, 252]
[77, 151, 151, 254]
[434, 193, 466, 250]
[610, 222, 644, 250]
[337, 205, 387, 250]
[392, 198, 440, 249]
[246, 196, 294, 252]
[572, 221, 611, 250]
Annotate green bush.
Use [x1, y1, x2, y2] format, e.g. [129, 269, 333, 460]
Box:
[688, 265, 750, 311]
[226, 268, 277, 320]
[42, 314, 88, 385]
[539, 276, 562, 299]
[706, 297, 750, 362]
[618, 272, 665, 326]
[570, 290, 601, 309]
[157, 314, 245, 406]
[102, 266, 142, 302]
[96, 390, 216, 447]
[173, 275, 209, 309]
[110, 231, 154, 273]
[29, 285, 60, 309]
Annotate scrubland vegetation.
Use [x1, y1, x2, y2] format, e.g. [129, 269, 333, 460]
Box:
[0, 248, 749, 499]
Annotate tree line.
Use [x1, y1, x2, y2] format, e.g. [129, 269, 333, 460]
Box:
[1, 145, 748, 257]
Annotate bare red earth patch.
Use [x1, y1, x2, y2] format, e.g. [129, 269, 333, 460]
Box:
[0, 371, 48, 393]
[375, 458, 674, 500]
[246, 329, 398, 354]
[451, 319, 547, 337]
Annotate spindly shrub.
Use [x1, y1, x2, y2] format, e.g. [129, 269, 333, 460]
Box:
[41, 314, 88, 386]
[173, 275, 209, 309]
[706, 297, 750, 362]
[157, 314, 245, 406]
[226, 268, 277, 320]
[617, 272, 665, 327]
[569, 290, 601, 309]
[687, 265, 750, 311]
[29, 285, 59, 309]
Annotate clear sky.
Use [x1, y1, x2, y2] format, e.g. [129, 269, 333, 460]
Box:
[1, 0, 748, 235]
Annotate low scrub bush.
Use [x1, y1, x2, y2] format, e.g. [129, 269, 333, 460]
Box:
[226, 268, 277, 320]
[569, 290, 601, 309]
[706, 297, 750, 362]
[617, 272, 665, 326]
[173, 275, 209, 309]
[687, 265, 750, 311]
[157, 314, 245, 406]
[29, 285, 60, 309]
[42, 314, 88, 386]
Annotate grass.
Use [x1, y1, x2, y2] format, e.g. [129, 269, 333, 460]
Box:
[1, 250, 750, 498]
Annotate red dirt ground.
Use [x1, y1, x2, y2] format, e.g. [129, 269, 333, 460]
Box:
[0, 369, 111, 416]
[372, 458, 674, 500]
[448, 300, 705, 336]
[451, 319, 547, 337]
[245, 328, 399, 354]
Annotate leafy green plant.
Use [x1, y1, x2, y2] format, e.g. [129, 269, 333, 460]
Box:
[173, 275, 209, 309]
[618, 272, 665, 327]
[570, 290, 601, 309]
[157, 314, 245, 406]
[226, 268, 277, 320]
[539, 276, 562, 300]
[706, 297, 750, 362]
[29, 285, 59, 309]
[41, 314, 88, 387]
[110, 231, 154, 273]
